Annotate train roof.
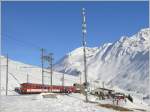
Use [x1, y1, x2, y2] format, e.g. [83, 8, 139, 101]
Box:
[20, 83, 74, 87]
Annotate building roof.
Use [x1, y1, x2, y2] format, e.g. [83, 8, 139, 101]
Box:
[92, 88, 114, 92]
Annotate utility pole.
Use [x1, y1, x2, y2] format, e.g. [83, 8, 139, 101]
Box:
[79, 72, 82, 86]
[27, 74, 29, 83]
[41, 48, 45, 92]
[102, 81, 105, 88]
[6, 54, 8, 96]
[62, 73, 64, 90]
[79, 72, 82, 94]
[49, 53, 53, 91]
[82, 8, 88, 102]
[41, 51, 53, 92]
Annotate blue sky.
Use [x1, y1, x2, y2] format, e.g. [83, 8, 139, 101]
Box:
[2, 1, 149, 66]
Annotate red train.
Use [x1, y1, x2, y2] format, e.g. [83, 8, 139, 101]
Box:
[15, 83, 77, 94]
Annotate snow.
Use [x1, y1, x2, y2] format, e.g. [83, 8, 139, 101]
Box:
[0, 56, 79, 95]
[54, 28, 150, 97]
[0, 28, 150, 112]
[0, 94, 113, 112]
[1, 93, 150, 112]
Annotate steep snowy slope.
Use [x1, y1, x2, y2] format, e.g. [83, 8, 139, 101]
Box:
[0, 56, 79, 95]
[54, 47, 99, 76]
[1, 57, 149, 112]
[54, 28, 150, 95]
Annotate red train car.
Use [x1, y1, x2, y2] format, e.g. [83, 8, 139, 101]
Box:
[15, 83, 77, 94]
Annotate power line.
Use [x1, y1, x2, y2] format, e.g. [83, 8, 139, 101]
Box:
[2, 33, 41, 51]
[8, 72, 20, 85]
[2, 34, 45, 67]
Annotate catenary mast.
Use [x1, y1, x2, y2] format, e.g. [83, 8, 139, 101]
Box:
[41, 48, 45, 92]
[6, 54, 9, 96]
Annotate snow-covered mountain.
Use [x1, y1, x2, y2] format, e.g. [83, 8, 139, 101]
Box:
[54, 28, 150, 96]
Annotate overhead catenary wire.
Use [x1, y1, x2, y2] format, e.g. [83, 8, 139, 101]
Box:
[8, 72, 20, 85]
[2, 33, 41, 51]
[1, 33, 51, 87]
[2, 33, 48, 68]
[1, 31, 77, 94]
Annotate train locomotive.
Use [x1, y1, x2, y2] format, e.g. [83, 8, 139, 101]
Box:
[15, 83, 77, 94]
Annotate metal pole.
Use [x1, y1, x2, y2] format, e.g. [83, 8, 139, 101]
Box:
[6, 54, 8, 96]
[80, 72, 82, 94]
[80, 72, 82, 86]
[62, 73, 64, 92]
[103, 81, 105, 88]
[41, 48, 44, 92]
[82, 8, 88, 102]
[49, 53, 53, 91]
[27, 74, 29, 83]
[50, 54, 53, 87]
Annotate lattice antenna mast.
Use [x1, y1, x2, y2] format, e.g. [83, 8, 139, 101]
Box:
[82, 8, 88, 102]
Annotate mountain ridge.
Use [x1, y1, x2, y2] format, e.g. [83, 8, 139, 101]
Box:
[54, 28, 150, 95]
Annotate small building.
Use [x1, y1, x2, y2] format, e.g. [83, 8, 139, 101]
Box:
[91, 88, 115, 100]
[91, 88, 114, 95]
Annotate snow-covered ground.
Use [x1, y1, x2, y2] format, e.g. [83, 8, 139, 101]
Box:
[1, 93, 150, 112]
[0, 94, 112, 112]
